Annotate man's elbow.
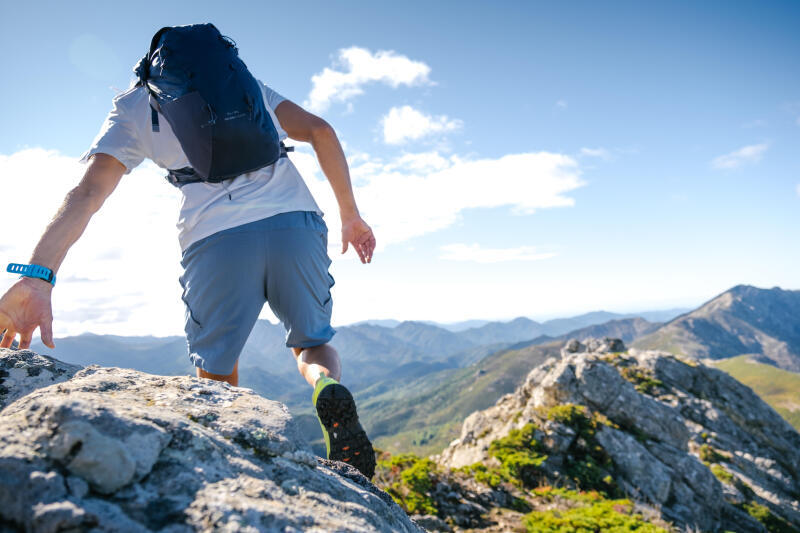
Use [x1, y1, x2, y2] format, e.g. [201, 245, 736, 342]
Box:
[309, 119, 336, 144]
[73, 154, 125, 213]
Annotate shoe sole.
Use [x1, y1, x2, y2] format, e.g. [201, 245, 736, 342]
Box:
[315, 383, 376, 479]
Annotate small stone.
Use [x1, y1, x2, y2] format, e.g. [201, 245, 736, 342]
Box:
[66, 476, 89, 499]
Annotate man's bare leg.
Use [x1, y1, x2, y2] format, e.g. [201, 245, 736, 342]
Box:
[292, 343, 341, 386]
[196, 361, 239, 387]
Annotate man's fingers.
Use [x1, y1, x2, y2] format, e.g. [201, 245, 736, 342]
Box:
[367, 235, 376, 263]
[0, 328, 17, 348]
[19, 331, 33, 350]
[40, 319, 55, 349]
[361, 234, 375, 263]
[341, 240, 349, 255]
[362, 241, 372, 264]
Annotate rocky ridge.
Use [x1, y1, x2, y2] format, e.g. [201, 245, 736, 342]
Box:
[429, 338, 800, 532]
[0, 348, 422, 532]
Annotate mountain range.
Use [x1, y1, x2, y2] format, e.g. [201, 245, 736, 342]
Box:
[30, 308, 680, 402]
[29, 285, 800, 455]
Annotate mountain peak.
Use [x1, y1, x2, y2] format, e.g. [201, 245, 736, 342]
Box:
[633, 284, 800, 371]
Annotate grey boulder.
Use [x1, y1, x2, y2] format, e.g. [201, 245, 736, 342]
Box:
[0, 357, 422, 533]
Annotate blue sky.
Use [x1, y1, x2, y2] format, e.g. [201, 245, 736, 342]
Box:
[1, 1, 798, 335]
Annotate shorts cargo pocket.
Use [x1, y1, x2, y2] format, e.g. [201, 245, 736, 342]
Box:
[179, 275, 203, 329]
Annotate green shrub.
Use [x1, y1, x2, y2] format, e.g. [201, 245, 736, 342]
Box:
[532, 486, 604, 503]
[547, 404, 591, 429]
[710, 464, 733, 484]
[618, 366, 664, 395]
[523, 490, 669, 532]
[488, 423, 547, 486]
[546, 405, 619, 497]
[699, 444, 725, 464]
[376, 453, 439, 515]
[738, 502, 800, 533]
[457, 462, 504, 488]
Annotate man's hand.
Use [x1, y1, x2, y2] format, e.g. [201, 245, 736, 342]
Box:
[0, 153, 125, 351]
[341, 214, 376, 264]
[0, 277, 55, 349]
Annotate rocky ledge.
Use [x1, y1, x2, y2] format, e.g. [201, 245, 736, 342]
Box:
[436, 338, 800, 532]
[0, 348, 422, 532]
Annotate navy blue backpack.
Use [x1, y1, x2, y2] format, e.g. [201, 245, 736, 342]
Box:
[134, 24, 285, 185]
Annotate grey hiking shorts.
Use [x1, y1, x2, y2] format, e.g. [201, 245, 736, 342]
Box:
[179, 211, 336, 375]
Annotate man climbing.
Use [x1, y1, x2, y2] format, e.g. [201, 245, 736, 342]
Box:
[0, 24, 377, 478]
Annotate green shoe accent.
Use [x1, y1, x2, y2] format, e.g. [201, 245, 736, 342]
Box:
[313, 375, 339, 406]
[313, 375, 339, 458]
[313, 378, 376, 478]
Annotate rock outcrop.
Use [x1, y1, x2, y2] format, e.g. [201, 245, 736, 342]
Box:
[0, 349, 80, 410]
[0, 348, 422, 532]
[438, 338, 800, 532]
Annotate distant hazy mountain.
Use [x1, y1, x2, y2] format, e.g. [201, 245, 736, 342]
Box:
[345, 308, 689, 336]
[30, 334, 191, 376]
[454, 309, 687, 346]
[634, 308, 691, 323]
[345, 319, 401, 328]
[557, 317, 660, 344]
[633, 285, 800, 371]
[435, 319, 493, 332]
[540, 311, 627, 336]
[458, 317, 546, 345]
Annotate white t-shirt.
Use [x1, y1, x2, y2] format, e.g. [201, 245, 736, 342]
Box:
[80, 83, 322, 251]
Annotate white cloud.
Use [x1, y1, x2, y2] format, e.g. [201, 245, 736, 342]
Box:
[381, 105, 462, 145]
[2, 142, 583, 337]
[306, 47, 431, 113]
[440, 244, 556, 263]
[291, 148, 584, 249]
[556, 99, 568, 109]
[0, 148, 185, 337]
[579, 147, 611, 160]
[711, 143, 768, 170]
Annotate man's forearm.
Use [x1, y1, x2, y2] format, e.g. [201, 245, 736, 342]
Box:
[309, 125, 359, 218]
[28, 187, 103, 274]
[27, 154, 125, 275]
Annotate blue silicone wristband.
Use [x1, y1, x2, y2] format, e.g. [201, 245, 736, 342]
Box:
[6, 263, 56, 285]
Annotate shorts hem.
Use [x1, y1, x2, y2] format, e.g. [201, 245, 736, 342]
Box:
[286, 331, 336, 349]
[190, 353, 237, 376]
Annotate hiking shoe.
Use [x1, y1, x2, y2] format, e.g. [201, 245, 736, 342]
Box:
[313, 377, 376, 479]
